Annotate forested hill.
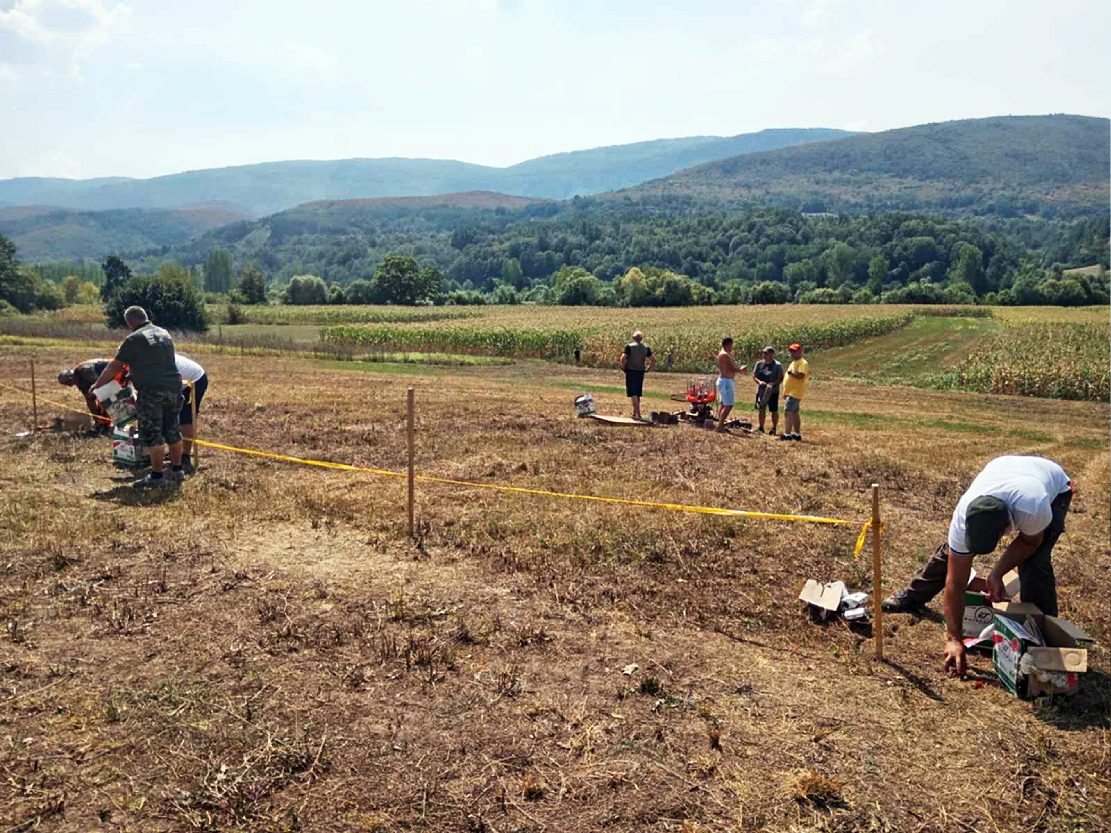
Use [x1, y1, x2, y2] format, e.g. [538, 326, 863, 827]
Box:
[613, 114, 1110, 219]
[0, 205, 251, 262]
[0, 128, 853, 217]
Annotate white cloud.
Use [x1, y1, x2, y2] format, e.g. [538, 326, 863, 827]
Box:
[818, 28, 879, 76]
[0, 0, 132, 80]
[261, 40, 339, 76]
[744, 35, 784, 60]
[800, 0, 838, 30]
[123, 60, 140, 70]
[277, 40, 337, 75]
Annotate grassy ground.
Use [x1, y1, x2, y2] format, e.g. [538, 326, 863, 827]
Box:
[816, 316, 1003, 384]
[1, 339, 1109, 832]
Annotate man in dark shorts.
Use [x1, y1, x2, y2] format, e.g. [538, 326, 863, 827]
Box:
[57, 358, 128, 429]
[619, 330, 655, 421]
[90, 306, 185, 488]
[751, 346, 784, 435]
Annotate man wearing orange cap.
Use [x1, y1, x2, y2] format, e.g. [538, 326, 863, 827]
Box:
[779, 343, 808, 441]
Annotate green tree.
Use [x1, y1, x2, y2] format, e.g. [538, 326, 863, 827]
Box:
[616, 267, 650, 306]
[283, 275, 327, 305]
[947, 243, 985, 295]
[105, 271, 210, 331]
[501, 258, 524, 289]
[749, 281, 792, 304]
[867, 255, 887, 295]
[345, 279, 376, 304]
[101, 255, 132, 300]
[204, 249, 235, 294]
[238, 265, 268, 304]
[372, 255, 439, 305]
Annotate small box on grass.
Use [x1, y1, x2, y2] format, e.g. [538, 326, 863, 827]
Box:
[111, 422, 150, 467]
[992, 604, 1094, 698]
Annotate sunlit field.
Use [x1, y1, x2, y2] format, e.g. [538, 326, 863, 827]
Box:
[0, 307, 1108, 831]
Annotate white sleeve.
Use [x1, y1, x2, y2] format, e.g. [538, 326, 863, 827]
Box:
[1015, 501, 1053, 536]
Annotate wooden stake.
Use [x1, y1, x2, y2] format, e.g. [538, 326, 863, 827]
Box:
[189, 380, 199, 466]
[30, 358, 38, 433]
[872, 483, 883, 660]
[407, 387, 415, 538]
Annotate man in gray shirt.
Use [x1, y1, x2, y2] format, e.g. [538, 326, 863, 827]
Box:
[91, 306, 185, 488]
[619, 330, 655, 421]
[752, 346, 784, 435]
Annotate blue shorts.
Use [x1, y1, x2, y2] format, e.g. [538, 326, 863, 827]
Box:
[785, 395, 801, 412]
[716, 377, 735, 407]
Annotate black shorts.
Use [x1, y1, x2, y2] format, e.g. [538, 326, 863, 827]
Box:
[625, 370, 645, 398]
[179, 374, 208, 425]
[755, 385, 779, 412]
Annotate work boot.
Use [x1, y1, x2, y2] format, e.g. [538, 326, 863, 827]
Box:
[881, 592, 925, 614]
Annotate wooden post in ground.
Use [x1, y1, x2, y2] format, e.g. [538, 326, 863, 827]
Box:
[189, 381, 199, 467]
[407, 387, 415, 538]
[872, 483, 883, 660]
[30, 358, 38, 433]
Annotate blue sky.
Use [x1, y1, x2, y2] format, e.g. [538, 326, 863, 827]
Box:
[1, 0, 1108, 180]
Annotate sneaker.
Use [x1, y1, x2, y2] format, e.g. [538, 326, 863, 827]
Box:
[133, 473, 170, 490]
[881, 592, 924, 614]
[757, 427, 765, 434]
[792, 434, 803, 441]
[182, 458, 196, 475]
[166, 468, 185, 483]
[778, 433, 792, 441]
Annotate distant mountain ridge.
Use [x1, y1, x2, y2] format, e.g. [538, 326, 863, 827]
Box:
[0, 128, 855, 217]
[614, 114, 1109, 219]
[0, 205, 251, 262]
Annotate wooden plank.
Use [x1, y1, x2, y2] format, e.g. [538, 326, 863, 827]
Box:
[587, 414, 654, 426]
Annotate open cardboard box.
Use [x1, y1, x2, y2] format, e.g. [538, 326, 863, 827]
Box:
[992, 603, 1094, 698]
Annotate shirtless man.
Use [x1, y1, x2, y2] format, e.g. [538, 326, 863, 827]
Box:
[715, 337, 747, 432]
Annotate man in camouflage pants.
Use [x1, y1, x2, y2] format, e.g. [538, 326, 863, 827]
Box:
[91, 306, 185, 488]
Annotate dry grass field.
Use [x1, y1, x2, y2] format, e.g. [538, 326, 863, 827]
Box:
[1, 343, 1108, 832]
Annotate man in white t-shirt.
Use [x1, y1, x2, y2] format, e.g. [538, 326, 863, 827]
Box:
[175, 354, 208, 474]
[881, 455, 1073, 677]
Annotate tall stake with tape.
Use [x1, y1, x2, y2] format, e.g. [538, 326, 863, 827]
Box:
[407, 388, 415, 538]
[189, 381, 199, 467]
[30, 358, 38, 433]
[872, 483, 883, 660]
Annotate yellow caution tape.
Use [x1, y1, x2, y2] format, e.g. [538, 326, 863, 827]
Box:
[2, 381, 879, 547]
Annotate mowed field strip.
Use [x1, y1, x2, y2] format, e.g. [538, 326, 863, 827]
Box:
[0, 313, 1109, 832]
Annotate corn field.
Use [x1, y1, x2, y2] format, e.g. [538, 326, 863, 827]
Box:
[228, 305, 480, 325]
[955, 321, 1109, 402]
[322, 305, 918, 371]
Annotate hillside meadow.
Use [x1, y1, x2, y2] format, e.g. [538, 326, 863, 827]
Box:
[0, 322, 1108, 832]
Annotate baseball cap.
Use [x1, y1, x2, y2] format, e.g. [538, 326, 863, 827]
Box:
[57, 369, 74, 384]
[763, 345, 775, 354]
[965, 496, 1010, 554]
[789, 343, 802, 351]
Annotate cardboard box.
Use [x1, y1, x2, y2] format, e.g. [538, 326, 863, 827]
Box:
[993, 605, 1093, 698]
[111, 423, 150, 467]
[95, 380, 139, 426]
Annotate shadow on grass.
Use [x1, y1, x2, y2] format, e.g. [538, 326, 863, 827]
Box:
[1031, 670, 1111, 732]
[880, 658, 945, 703]
[90, 481, 184, 505]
